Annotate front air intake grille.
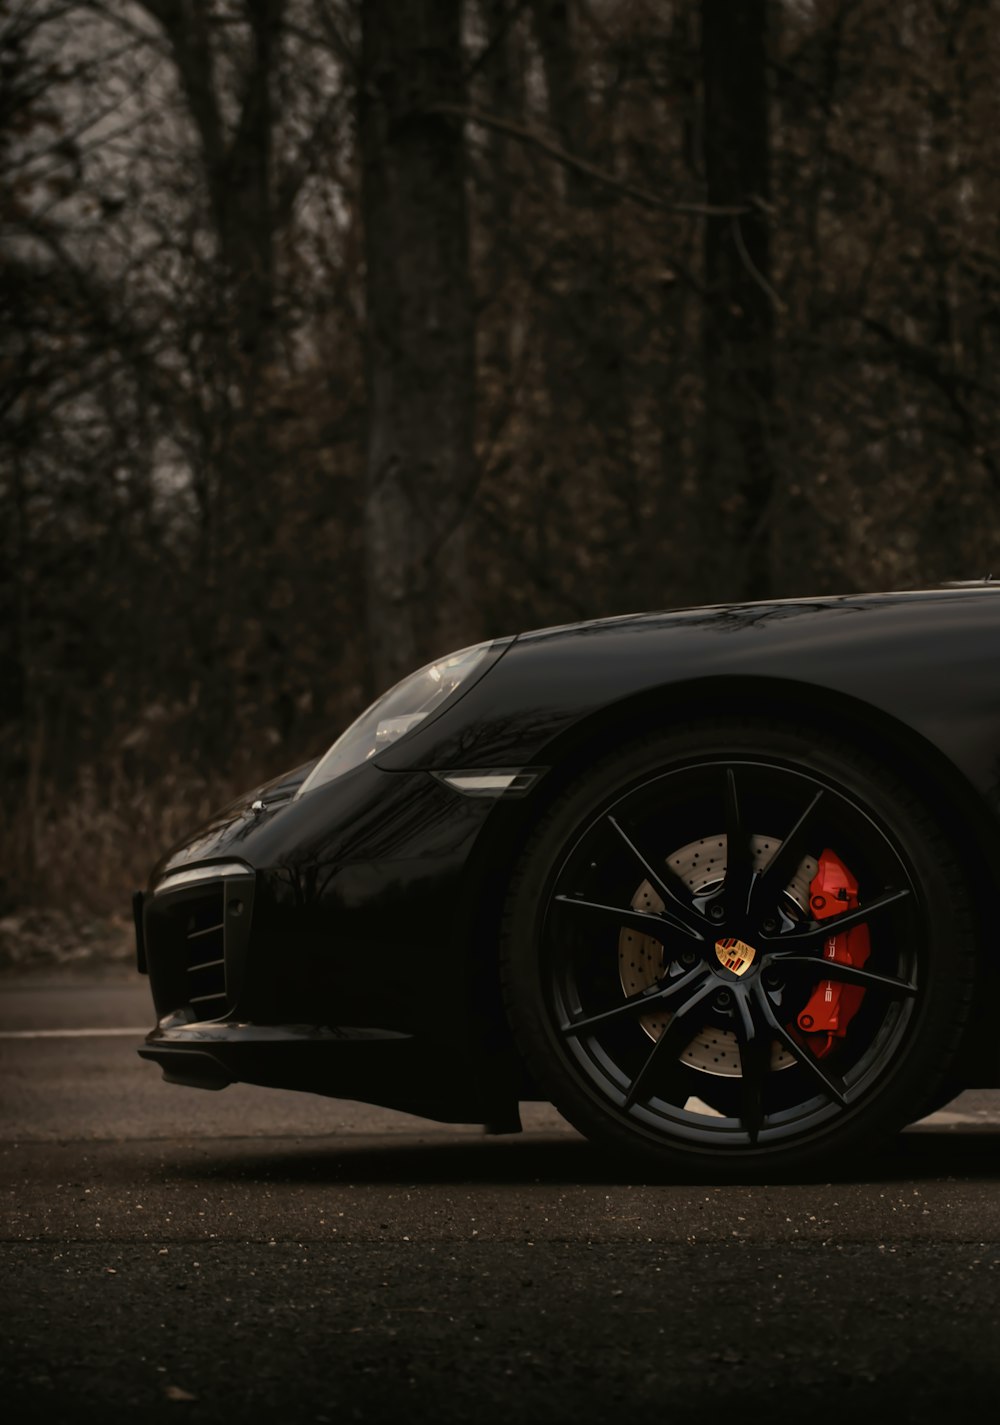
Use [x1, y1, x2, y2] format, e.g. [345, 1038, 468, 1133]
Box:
[145, 862, 255, 1022]
[183, 886, 228, 1017]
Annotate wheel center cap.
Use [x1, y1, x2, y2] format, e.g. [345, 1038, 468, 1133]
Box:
[714, 937, 757, 977]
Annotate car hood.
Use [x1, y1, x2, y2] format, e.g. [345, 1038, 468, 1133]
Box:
[149, 759, 317, 885]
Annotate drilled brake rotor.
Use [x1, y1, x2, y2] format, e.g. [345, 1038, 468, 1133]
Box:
[618, 834, 818, 1077]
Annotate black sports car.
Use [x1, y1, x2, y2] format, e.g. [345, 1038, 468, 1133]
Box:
[136, 587, 1000, 1174]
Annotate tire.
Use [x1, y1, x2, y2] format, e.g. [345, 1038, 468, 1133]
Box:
[500, 720, 976, 1177]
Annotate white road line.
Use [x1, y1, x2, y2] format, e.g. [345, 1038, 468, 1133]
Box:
[0, 1028, 148, 1039]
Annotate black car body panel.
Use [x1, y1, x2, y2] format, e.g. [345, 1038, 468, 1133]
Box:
[380, 590, 1000, 814]
[138, 589, 1000, 1119]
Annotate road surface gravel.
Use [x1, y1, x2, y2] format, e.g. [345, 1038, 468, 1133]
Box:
[1, 976, 997, 1423]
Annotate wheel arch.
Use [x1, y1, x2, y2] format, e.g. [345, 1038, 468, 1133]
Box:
[462, 673, 1000, 1089]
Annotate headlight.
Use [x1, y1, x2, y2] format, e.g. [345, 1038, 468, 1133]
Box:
[296, 640, 500, 796]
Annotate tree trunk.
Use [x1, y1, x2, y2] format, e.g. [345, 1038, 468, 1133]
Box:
[701, 0, 775, 601]
[360, 0, 476, 689]
[475, 0, 525, 387]
[529, 0, 641, 613]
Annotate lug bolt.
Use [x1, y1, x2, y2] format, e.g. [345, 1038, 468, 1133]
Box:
[714, 988, 733, 1010]
[709, 904, 726, 922]
[679, 949, 698, 967]
[762, 917, 777, 934]
[763, 970, 783, 991]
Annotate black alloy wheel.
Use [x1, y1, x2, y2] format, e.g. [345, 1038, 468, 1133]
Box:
[500, 721, 975, 1176]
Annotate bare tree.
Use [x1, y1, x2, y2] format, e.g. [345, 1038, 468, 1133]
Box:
[701, 0, 775, 600]
[360, 0, 476, 685]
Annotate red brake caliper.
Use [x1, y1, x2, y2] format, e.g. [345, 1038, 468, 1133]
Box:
[796, 849, 870, 1058]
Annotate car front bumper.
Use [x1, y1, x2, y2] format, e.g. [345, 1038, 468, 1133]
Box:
[136, 761, 533, 1121]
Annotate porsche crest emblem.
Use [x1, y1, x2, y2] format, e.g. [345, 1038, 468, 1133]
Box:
[714, 937, 757, 977]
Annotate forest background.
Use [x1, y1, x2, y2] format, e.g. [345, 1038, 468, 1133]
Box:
[2, 0, 998, 959]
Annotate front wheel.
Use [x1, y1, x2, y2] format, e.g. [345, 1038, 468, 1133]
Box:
[500, 722, 975, 1176]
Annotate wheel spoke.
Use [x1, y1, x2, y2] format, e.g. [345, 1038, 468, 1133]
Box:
[606, 816, 706, 938]
[561, 965, 710, 1037]
[733, 985, 771, 1145]
[622, 979, 717, 1110]
[723, 767, 754, 911]
[553, 893, 700, 944]
[777, 955, 917, 997]
[756, 988, 848, 1106]
[750, 791, 824, 913]
[761, 887, 911, 952]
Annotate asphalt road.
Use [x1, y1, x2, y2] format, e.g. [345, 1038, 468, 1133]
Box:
[1, 976, 998, 1424]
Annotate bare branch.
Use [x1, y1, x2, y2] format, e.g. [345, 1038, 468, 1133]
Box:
[424, 103, 752, 218]
[731, 214, 786, 312]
